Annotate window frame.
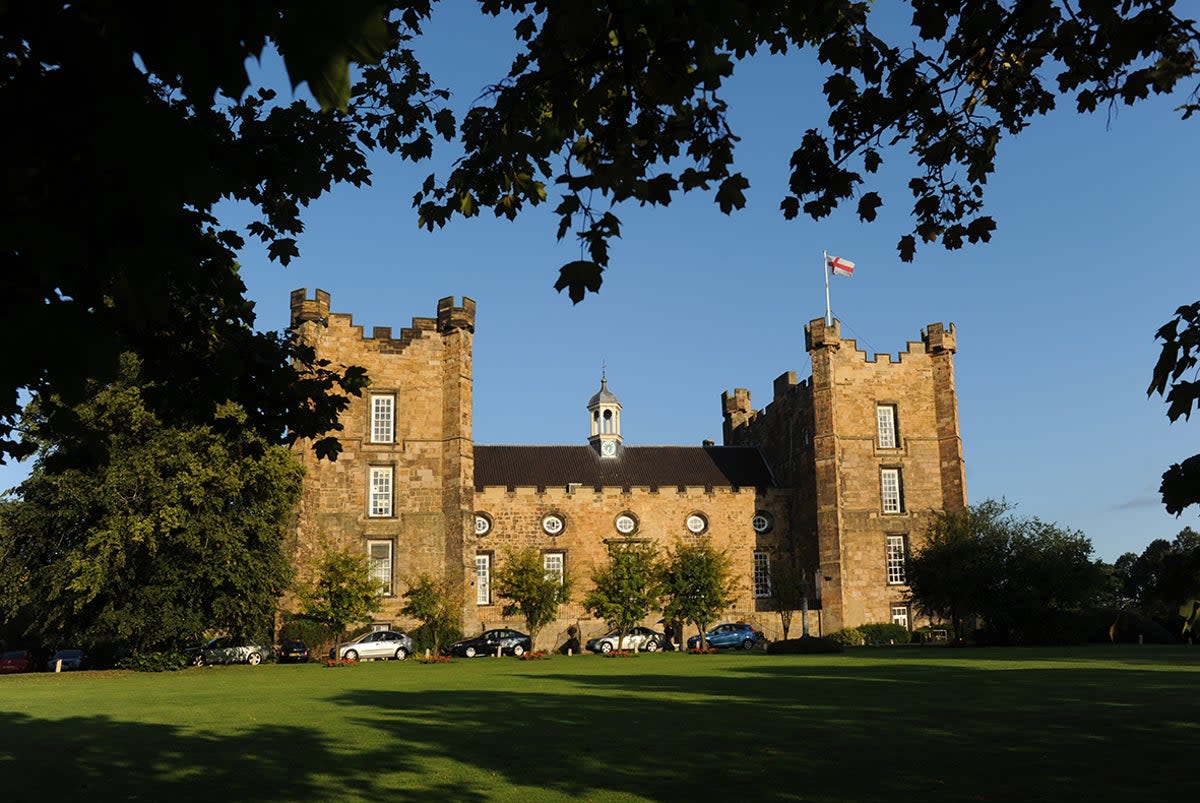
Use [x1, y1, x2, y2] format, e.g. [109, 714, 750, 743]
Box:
[369, 393, 395, 444]
[891, 604, 910, 629]
[886, 534, 908, 585]
[475, 552, 492, 606]
[876, 403, 898, 449]
[753, 551, 772, 598]
[368, 465, 394, 517]
[367, 539, 394, 597]
[543, 551, 565, 585]
[880, 467, 904, 514]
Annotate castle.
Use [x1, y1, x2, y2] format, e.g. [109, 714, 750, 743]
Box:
[288, 289, 967, 646]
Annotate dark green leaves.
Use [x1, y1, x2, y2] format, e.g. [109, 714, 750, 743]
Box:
[276, 1, 395, 111]
[554, 260, 604, 304]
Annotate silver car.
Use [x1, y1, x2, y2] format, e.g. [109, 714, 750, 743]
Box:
[331, 630, 413, 662]
[190, 636, 272, 666]
[586, 626, 663, 654]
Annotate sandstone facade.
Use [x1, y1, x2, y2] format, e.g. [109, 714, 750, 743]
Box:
[289, 290, 967, 647]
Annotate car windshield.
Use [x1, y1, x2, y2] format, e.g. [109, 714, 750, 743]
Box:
[2, 651, 24, 659]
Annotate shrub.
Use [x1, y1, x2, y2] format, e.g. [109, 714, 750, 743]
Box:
[117, 651, 189, 672]
[279, 615, 335, 649]
[767, 637, 844, 654]
[410, 621, 463, 655]
[827, 627, 866, 647]
[858, 623, 912, 645]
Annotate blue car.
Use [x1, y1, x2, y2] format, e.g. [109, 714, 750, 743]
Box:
[687, 623, 764, 651]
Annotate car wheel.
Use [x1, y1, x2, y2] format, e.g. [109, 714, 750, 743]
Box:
[194, 653, 206, 667]
[394, 647, 408, 661]
[512, 644, 526, 657]
[344, 649, 358, 661]
[742, 638, 754, 651]
[600, 641, 613, 654]
[248, 652, 263, 666]
[645, 639, 659, 653]
[465, 646, 477, 658]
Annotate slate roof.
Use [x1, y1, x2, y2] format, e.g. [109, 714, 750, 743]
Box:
[474, 445, 776, 490]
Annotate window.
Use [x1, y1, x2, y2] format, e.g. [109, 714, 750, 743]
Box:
[543, 552, 564, 585]
[881, 468, 904, 514]
[886, 535, 908, 585]
[476, 553, 491, 605]
[751, 511, 773, 533]
[369, 466, 393, 517]
[753, 551, 772, 598]
[891, 604, 910, 629]
[368, 540, 393, 596]
[877, 404, 898, 449]
[370, 394, 395, 444]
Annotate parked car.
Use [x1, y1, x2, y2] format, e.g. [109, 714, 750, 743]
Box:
[586, 626, 663, 654]
[445, 628, 532, 658]
[330, 630, 413, 662]
[46, 649, 87, 671]
[187, 636, 273, 666]
[278, 640, 311, 664]
[686, 623, 765, 651]
[0, 650, 37, 674]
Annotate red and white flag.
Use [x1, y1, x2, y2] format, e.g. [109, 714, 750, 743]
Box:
[825, 254, 855, 278]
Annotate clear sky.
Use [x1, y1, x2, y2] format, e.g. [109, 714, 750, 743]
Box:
[3, 6, 1196, 562]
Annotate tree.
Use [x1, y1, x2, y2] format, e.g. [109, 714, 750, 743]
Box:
[493, 547, 573, 646]
[583, 541, 661, 649]
[908, 499, 1107, 644]
[767, 552, 813, 640]
[658, 540, 738, 648]
[1150, 308, 1200, 515]
[4, 3, 1196, 460]
[0, 354, 301, 653]
[296, 546, 384, 645]
[1112, 527, 1200, 634]
[401, 573, 462, 655]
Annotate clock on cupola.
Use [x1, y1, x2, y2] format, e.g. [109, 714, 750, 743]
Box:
[587, 372, 623, 458]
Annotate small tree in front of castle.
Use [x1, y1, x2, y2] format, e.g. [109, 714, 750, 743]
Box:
[769, 552, 813, 640]
[296, 546, 383, 646]
[584, 541, 660, 650]
[402, 573, 462, 656]
[494, 547, 573, 649]
[659, 540, 738, 650]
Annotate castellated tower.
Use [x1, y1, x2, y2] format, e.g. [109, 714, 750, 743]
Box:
[723, 318, 967, 633]
[288, 289, 477, 629]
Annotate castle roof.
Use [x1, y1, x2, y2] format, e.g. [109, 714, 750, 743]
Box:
[474, 445, 775, 490]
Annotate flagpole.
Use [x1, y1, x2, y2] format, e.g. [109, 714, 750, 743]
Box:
[823, 250, 832, 325]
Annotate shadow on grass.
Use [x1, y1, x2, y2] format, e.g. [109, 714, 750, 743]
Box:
[327, 657, 1198, 802]
[0, 713, 482, 803]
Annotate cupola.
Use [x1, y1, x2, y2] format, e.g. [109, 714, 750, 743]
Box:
[587, 373, 622, 458]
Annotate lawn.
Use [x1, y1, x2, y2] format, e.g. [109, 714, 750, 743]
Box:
[1, 646, 1197, 802]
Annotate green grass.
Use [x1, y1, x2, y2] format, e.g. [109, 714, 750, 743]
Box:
[1, 646, 1198, 802]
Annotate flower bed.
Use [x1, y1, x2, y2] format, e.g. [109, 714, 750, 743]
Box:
[519, 651, 550, 660]
[324, 657, 357, 668]
[687, 647, 719, 655]
[420, 654, 453, 664]
[600, 650, 639, 657]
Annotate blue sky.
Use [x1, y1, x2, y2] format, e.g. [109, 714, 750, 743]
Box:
[3, 6, 1196, 561]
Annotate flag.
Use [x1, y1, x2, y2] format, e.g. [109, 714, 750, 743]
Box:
[826, 254, 855, 278]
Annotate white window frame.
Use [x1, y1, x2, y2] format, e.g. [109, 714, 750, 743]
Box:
[369, 466, 393, 517]
[367, 539, 393, 596]
[891, 604, 910, 629]
[476, 553, 491, 605]
[886, 534, 908, 585]
[370, 394, 395, 444]
[753, 551, 772, 598]
[881, 468, 903, 514]
[543, 552, 564, 585]
[877, 404, 898, 449]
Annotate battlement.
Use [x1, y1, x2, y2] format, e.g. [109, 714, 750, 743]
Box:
[437, 296, 476, 333]
[290, 289, 476, 348]
[805, 317, 956, 363]
[290, 288, 331, 325]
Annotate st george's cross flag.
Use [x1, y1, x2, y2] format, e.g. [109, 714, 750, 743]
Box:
[825, 254, 855, 278]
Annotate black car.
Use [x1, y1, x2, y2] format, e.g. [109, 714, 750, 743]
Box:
[445, 628, 532, 658]
[278, 640, 311, 663]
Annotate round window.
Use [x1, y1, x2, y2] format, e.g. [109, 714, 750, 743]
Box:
[542, 513, 566, 535]
[685, 513, 708, 535]
[751, 512, 773, 534]
[475, 513, 492, 537]
[614, 513, 638, 535]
